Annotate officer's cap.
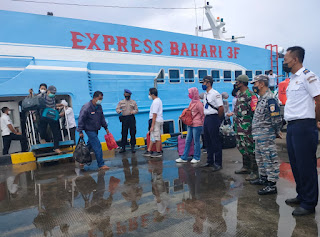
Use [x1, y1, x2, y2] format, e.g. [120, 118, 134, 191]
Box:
[202, 76, 213, 84]
[236, 75, 249, 83]
[124, 89, 132, 94]
[250, 74, 269, 84]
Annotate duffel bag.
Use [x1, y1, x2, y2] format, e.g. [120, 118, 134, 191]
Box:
[22, 97, 46, 111]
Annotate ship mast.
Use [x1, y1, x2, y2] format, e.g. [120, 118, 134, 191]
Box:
[196, 1, 244, 42]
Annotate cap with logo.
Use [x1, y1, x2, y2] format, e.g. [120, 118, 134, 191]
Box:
[48, 85, 57, 94]
[250, 74, 269, 84]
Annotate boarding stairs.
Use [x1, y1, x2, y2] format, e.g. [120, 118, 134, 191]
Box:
[265, 44, 279, 84]
[25, 107, 74, 163]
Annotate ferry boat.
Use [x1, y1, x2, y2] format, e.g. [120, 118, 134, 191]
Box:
[0, 2, 284, 154]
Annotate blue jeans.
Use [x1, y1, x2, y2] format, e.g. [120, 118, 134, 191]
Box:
[86, 131, 104, 168]
[181, 126, 203, 160]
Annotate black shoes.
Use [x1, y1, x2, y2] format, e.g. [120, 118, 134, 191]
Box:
[199, 163, 215, 168]
[143, 151, 152, 157]
[131, 146, 136, 153]
[235, 167, 251, 174]
[212, 164, 222, 172]
[258, 185, 277, 195]
[119, 148, 126, 153]
[250, 176, 268, 186]
[285, 197, 301, 205]
[292, 207, 315, 216]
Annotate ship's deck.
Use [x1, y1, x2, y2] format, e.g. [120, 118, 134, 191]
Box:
[0, 139, 319, 237]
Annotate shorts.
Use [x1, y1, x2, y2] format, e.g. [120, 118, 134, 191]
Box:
[151, 121, 163, 141]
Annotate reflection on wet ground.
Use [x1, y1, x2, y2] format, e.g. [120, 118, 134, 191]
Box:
[0, 148, 319, 237]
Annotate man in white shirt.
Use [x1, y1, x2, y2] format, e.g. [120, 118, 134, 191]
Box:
[143, 88, 163, 158]
[200, 76, 224, 171]
[59, 100, 76, 142]
[1, 107, 28, 155]
[268, 70, 282, 91]
[283, 46, 320, 216]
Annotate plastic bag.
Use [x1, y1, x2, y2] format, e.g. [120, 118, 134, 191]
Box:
[73, 137, 92, 164]
[104, 133, 118, 150]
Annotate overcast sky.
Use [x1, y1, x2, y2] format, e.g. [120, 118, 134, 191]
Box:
[1, 0, 320, 75]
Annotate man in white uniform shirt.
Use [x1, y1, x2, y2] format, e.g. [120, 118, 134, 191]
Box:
[143, 88, 163, 158]
[200, 76, 224, 171]
[1, 107, 28, 155]
[283, 46, 320, 216]
[268, 70, 278, 91]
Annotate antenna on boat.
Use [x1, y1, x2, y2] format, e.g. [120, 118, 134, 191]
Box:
[195, 1, 245, 42]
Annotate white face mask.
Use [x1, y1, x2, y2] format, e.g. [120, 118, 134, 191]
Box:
[96, 100, 102, 105]
[7, 111, 11, 115]
[40, 89, 46, 94]
[148, 95, 152, 100]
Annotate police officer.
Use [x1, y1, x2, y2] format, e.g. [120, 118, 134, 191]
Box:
[116, 89, 138, 153]
[234, 75, 259, 181]
[200, 76, 224, 171]
[250, 75, 282, 195]
[283, 46, 320, 216]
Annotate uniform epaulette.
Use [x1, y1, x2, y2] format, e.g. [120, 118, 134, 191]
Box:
[303, 69, 310, 75]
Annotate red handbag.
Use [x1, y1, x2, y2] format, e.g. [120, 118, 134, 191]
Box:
[104, 133, 118, 150]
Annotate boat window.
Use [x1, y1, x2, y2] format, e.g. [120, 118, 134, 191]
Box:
[211, 70, 220, 82]
[265, 70, 270, 75]
[223, 70, 232, 82]
[255, 70, 262, 76]
[163, 120, 175, 133]
[235, 70, 242, 79]
[198, 70, 207, 83]
[246, 71, 253, 81]
[169, 69, 180, 83]
[156, 69, 165, 84]
[184, 70, 194, 83]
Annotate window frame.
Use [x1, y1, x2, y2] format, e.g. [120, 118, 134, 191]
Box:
[211, 69, 221, 83]
[198, 69, 208, 83]
[183, 69, 195, 83]
[245, 70, 253, 81]
[156, 68, 165, 84]
[223, 70, 232, 82]
[168, 68, 181, 84]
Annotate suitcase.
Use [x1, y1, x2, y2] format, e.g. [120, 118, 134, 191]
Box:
[146, 132, 162, 152]
[222, 134, 236, 149]
[178, 135, 194, 156]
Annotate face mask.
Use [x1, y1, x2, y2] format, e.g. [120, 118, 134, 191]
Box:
[7, 111, 11, 115]
[188, 94, 193, 99]
[283, 63, 292, 73]
[125, 96, 130, 100]
[148, 95, 153, 100]
[252, 86, 260, 94]
[202, 85, 207, 91]
[48, 93, 55, 98]
[40, 89, 46, 94]
[96, 100, 102, 105]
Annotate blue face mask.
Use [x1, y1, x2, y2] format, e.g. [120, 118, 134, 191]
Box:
[202, 85, 207, 91]
[96, 100, 102, 105]
[48, 93, 55, 98]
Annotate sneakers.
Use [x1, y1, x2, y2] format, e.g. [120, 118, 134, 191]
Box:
[258, 185, 277, 195]
[143, 151, 152, 157]
[190, 159, 200, 164]
[176, 158, 188, 163]
[151, 152, 162, 158]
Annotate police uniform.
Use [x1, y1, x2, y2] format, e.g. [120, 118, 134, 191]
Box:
[203, 87, 223, 167]
[251, 75, 282, 194]
[116, 89, 138, 152]
[234, 75, 258, 179]
[284, 67, 320, 211]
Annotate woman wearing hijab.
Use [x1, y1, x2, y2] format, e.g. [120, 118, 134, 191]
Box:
[176, 87, 204, 164]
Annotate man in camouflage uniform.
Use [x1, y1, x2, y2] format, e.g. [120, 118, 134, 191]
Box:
[250, 75, 282, 195]
[234, 75, 258, 181]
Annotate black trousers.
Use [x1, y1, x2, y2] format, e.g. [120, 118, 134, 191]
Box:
[2, 133, 28, 155]
[121, 115, 136, 148]
[287, 119, 318, 210]
[39, 118, 61, 149]
[203, 114, 222, 166]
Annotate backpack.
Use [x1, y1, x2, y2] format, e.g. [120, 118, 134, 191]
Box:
[180, 103, 196, 126]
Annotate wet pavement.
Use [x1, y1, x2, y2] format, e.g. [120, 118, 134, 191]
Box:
[0, 144, 320, 237]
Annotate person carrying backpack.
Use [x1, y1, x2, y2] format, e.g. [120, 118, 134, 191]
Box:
[176, 87, 204, 164]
